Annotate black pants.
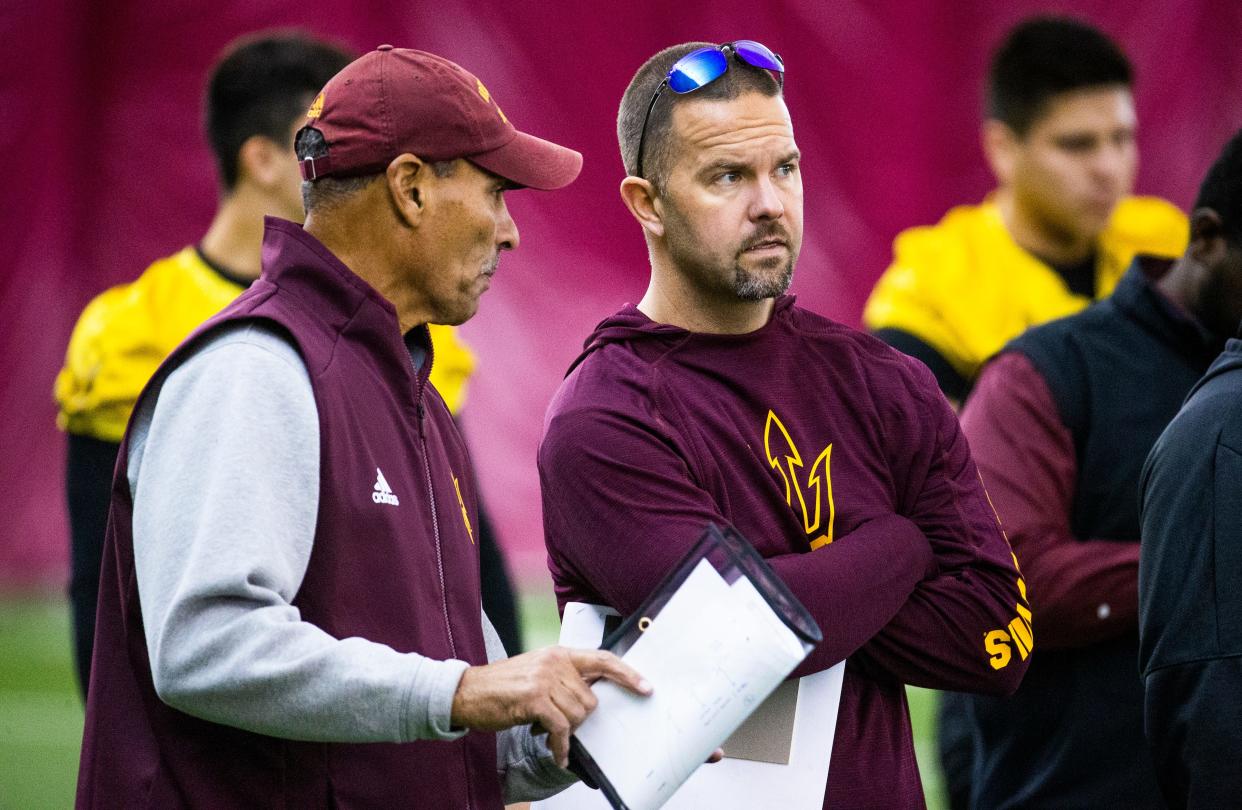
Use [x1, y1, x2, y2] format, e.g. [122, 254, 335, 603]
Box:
[937, 690, 973, 810]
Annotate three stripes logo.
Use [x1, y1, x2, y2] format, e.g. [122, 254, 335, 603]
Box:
[372, 468, 400, 506]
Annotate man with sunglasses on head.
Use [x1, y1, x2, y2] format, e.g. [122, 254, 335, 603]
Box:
[75, 46, 652, 808]
[539, 41, 1030, 808]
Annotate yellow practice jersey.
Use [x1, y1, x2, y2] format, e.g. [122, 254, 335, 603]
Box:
[863, 196, 1188, 382]
[56, 246, 476, 442]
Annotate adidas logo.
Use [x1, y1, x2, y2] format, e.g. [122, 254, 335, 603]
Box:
[372, 468, 400, 506]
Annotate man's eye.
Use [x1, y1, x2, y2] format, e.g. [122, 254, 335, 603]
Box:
[717, 172, 741, 185]
[1056, 137, 1096, 153]
[776, 163, 797, 177]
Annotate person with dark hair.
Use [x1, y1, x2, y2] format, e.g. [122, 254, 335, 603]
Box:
[1139, 129, 1242, 810]
[539, 40, 1030, 809]
[75, 46, 652, 807]
[54, 31, 352, 698]
[862, 17, 1186, 806]
[957, 130, 1242, 809]
[865, 16, 1185, 405]
[54, 32, 524, 700]
[204, 32, 353, 194]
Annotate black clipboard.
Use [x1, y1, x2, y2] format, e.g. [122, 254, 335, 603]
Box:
[568, 523, 823, 810]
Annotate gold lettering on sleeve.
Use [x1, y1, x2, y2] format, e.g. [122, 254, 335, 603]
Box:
[984, 565, 1033, 670]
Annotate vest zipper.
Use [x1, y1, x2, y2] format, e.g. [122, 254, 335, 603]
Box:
[417, 402, 457, 659]
[415, 351, 472, 810]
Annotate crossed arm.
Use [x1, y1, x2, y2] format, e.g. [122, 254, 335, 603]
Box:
[539, 369, 1027, 695]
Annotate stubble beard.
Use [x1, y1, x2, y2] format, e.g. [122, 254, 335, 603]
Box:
[733, 253, 795, 301]
[664, 211, 798, 304]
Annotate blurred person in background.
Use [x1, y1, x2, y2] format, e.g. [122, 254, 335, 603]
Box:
[1139, 129, 1242, 810]
[957, 128, 1242, 809]
[865, 17, 1185, 407]
[863, 18, 1186, 806]
[54, 32, 521, 700]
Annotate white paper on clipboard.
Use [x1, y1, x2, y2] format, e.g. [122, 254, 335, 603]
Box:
[533, 601, 844, 810]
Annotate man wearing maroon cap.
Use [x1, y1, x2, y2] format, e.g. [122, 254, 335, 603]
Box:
[76, 46, 648, 809]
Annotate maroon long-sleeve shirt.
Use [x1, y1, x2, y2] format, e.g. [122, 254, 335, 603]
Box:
[539, 297, 1029, 810]
[960, 351, 1140, 648]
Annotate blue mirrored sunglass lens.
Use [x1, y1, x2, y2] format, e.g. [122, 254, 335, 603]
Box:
[733, 40, 784, 72]
[668, 48, 729, 93]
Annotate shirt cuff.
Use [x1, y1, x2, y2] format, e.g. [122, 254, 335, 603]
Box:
[401, 656, 470, 742]
[499, 724, 580, 803]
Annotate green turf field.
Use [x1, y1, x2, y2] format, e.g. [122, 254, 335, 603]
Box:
[0, 598, 85, 810]
[0, 593, 945, 809]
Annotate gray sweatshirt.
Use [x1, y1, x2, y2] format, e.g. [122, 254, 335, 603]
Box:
[127, 321, 573, 802]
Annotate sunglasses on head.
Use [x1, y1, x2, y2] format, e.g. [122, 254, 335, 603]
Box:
[634, 40, 785, 179]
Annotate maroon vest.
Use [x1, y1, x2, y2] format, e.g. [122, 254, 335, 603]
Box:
[76, 218, 502, 809]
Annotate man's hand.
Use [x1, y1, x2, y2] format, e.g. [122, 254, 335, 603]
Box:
[450, 646, 651, 768]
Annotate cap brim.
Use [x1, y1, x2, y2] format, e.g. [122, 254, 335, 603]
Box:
[469, 129, 582, 190]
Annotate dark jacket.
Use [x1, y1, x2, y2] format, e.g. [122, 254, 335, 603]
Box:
[540, 297, 1029, 809]
[965, 258, 1220, 809]
[1139, 337, 1242, 809]
[76, 219, 501, 809]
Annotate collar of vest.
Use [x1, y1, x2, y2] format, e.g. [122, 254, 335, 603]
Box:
[1112, 256, 1220, 363]
[258, 216, 435, 394]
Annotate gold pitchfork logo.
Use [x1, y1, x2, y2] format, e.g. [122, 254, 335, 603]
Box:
[764, 410, 835, 550]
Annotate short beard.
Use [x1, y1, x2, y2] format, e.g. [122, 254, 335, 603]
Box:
[662, 201, 798, 303]
[733, 256, 794, 301]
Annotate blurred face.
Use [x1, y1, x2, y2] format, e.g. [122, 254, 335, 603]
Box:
[659, 92, 803, 302]
[408, 159, 518, 325]
[272, 118, 308, 221]
[994, 86, 1137, 246]
[235, 116, 309, 222]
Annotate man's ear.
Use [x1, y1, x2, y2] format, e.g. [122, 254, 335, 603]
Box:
[1188, 207, 1227, 266]
[982, 119, 1020, 187]
[236, 135, 286, 189]
[619, 176, 665, 238]
[387, 154, 427, 228]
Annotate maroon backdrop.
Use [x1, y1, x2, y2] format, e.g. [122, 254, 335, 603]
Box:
[4, 1, 1240, 587]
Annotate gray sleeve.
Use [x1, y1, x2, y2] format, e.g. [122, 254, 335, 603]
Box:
[129, 322, 467, 743]
[484, 610, 578, 803]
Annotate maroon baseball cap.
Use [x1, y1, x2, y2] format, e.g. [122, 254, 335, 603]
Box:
[297, 45, 582, 189]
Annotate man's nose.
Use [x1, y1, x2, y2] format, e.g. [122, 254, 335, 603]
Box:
[750, 176, 785, 220]
[497, 200, 520, 251]
[1094, 139, 1134, 188]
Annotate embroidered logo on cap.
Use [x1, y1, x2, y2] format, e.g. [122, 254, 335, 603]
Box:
[475, 79, 509, 125]
[372, 467, 399, 506]
[306, 92, 324, 119]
